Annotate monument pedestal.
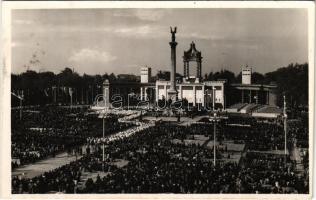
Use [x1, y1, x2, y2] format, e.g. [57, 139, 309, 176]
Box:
[168, 90, 178, 102]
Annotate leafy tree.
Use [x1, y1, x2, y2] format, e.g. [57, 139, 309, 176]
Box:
[213, 70, 236, 84]
[251, 72, 265, 84]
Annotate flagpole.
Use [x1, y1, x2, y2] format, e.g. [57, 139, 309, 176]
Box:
[102, 116, 105, 172]
[283, 94, 287, 165]
[213, 113, 217, 167]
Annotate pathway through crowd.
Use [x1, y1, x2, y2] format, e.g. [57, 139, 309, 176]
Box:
[12, 152, 82, 179]
[12, 120, 154, 179]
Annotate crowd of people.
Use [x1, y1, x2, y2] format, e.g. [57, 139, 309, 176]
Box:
[12, 155, 110, 193]
[11, 106, 134, 168]
[240, 152, 308, 193]
[12, 117, 309, 194]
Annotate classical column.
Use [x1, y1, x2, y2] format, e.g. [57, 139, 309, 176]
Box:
[183, 62, 187, 78]
[168, 27, 178, 101]
[193, 86, 196, 106]
[164, 85, 167, 99]
[179, 85, 183, 99]
[140, 87, 143, 101]
[249, 90, 252, 103]
[186, 62, 189, 78]
[144, 87, 147, 101]
[202, 85, 205, 107]
[155, 85, 159, 103]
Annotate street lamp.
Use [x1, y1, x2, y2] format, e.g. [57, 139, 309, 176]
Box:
[102, 116, 105, 172]
[283, 94, 287, 164]
[209, 112, 221, 167]
[213, 113, 216, 166]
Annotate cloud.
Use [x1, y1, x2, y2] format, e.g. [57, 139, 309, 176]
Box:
[134, 10, 166, 21]
[112, 25, 168, 39]
[180, 32, 226, 41]
[113, 9, 167, 22]
[69, 48, 117, 63]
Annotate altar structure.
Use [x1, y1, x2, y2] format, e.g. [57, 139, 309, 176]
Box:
[100, 27, 278, 112]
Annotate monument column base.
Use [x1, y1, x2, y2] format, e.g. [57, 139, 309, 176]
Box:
[168, 90, 178, 102]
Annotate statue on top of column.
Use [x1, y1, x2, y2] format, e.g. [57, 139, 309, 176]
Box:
[170, 27, 177, 42]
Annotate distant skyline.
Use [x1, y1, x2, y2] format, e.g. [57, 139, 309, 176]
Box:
[11, 8, 308, 76]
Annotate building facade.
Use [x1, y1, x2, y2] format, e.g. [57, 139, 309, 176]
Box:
[100, 28, 278, 111]
[140, 67, 151, 83]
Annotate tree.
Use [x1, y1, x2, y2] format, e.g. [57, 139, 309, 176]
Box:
[264, 63, 308, 107]
[213, 70, 236, 84]
[251, 72, 265, 84]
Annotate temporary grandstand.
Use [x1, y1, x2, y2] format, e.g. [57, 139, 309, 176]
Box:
[227, 103, 283, 118]
[240, 104, 260, 114]
[226, 103, 248, 113]
[252, 106, 283, 118]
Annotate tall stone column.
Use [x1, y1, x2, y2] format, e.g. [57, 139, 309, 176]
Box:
[103, 79, 110, 108]
[168, 27, 178, 102]
[179, 85, 183, 99]
[249, 90, 252, 103]
[193, 86, 196, 106]
[164, 85, 167, 99]
[144, 87, 147, 101]
[202, 85, 205, 107]
[155, 85, 159, 103]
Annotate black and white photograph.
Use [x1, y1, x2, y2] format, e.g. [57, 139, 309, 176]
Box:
[0, 1, 314, 198]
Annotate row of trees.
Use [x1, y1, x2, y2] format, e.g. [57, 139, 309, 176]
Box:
[11, 68, 116, 106]
[203, 63, 308, 108]
[11, 63, 308, 108]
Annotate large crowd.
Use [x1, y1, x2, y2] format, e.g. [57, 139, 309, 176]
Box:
[11, 107, 133, 168]
[12, 114, 309, 194]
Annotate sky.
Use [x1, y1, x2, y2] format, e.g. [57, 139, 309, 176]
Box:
[11, 8, 308, 76]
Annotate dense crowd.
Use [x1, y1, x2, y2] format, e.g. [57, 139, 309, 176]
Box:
[12, 156, 110, 193]
[11, 106, 133, 168]
[12, 118, 309, 194]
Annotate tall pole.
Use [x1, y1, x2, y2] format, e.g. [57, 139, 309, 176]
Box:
[213, 113, 216, 167]
[213, 87, 216, 111]
[19, 98, 22, 120]
[284, 94, 287, 162]
[102, 117, 105, 172]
